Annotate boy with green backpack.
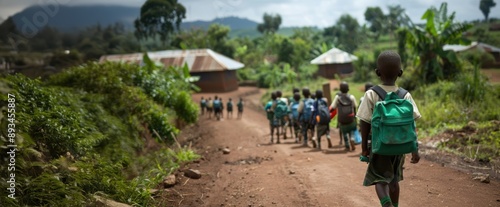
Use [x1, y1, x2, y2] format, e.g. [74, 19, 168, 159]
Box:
[265, 92, 279, 143]
[289, 92, 302, 143]
[356, 51, 421, 207]
[271, 90, 289, 143]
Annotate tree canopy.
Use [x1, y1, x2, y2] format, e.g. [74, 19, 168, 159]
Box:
[134, 0, 186, 45]
[257, 13, 282, 34]
[480, 0, 497, 22]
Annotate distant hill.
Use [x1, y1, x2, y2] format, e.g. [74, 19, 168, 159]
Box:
[8, 4, 317, 37]
[11, 5, 139, 32]
[181, 16, 258, 30]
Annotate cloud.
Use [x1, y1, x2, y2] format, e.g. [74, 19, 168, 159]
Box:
[0, 0, 499, 27]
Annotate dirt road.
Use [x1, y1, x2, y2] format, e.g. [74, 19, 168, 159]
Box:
[162, 87, 500, 207]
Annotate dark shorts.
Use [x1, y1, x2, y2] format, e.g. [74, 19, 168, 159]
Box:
[207, 107, 213, 112]
[363, 154, 405, 186]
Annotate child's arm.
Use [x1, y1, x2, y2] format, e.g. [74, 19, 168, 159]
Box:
[360, 120, 371, 158]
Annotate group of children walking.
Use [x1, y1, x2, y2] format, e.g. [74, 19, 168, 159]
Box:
[199, 96, 244, 120]
[264, 51, 422, 207]
[264, 84, 361, 151]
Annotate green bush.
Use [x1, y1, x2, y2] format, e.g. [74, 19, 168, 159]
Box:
[0, 58, 201, 206]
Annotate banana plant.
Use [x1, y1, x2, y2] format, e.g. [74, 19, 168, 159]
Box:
[401, 2, 472, 84]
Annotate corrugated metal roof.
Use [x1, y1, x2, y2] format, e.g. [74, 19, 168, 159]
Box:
[443, 41, 500, 53]
[99, 49, 244, 72]
[310, 48, 358, 65]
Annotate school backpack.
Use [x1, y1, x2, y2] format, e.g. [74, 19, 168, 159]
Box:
[213, 99, 222, 110]
[290, 101, 300, 120]
[274, 99, 289, 119]
[265, 101, 274, 120]
[207, 100, 213, 108]
[371, 86, 417, 155]
[227, 101, 233, 110]
[337, 94, 355, 124]
[301, 98, 314, 123]
[316, 99, 331, 125]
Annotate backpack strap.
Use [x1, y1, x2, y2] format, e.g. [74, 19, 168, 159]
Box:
[371, 85, 387, 100]
[396, 87, 408, 99]
[372, 86, 408, 100]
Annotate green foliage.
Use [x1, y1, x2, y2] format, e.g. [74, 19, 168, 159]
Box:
[323, 14, 363, 53]
[134, 0, 186, 45]
[257, 13, 282, 34]
[0, 58, 200, 206]
[480, 0, 497, 21]
[402, 2, 472, 85]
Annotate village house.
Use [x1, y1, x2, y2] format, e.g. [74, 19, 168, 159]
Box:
[100, 49, 245, 92]
[310, 48, 358, 79]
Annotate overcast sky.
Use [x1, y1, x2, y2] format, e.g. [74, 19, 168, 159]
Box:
[0, 0, 498, 27]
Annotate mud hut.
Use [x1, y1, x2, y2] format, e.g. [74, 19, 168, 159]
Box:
[100, 49, 244, 92]
[310, 48, 358, 79]
[444, 42, 500, 68]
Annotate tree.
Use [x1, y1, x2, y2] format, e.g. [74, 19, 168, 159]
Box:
[134, 0, 186, 45]
[324, 14, 361, 53]
[401, 2, 472, 84]
[480, 0, 496, 22]
[257, 13, 282, 34]
[386, 5, 409, 40]
[364, 7, 385, 40]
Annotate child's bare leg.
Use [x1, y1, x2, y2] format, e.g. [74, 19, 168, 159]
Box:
[389, 180, 400, 206]
[375, 183, 393, 207]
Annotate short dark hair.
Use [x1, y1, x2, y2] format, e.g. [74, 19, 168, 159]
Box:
[377, 51, 402, 82]
[271, 92, 277, 100]
[364, 83, 374, 92]
[315, 90, 323, 99]
[340, 82, 349, 93]
[302, 87, 310, 97]
[293, 87, 299, 93]
[293, 92, 300, 101]
[276, 90, 282, 97]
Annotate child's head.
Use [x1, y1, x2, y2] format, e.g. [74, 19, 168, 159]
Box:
[219, 98, 222, 101]
[364, 83, 374, 92]
[208, 97, 211, 100]
[340, 82, 349, 93]
[293, 87, 299, 94]
[229, 98, 232, 101]
[293, 92, 300, 101]
[311, 93, 316, 99]
[376, 51, 402, 84]
[276, 90, 282, 98]
[214, 95, 218, 100]
[201, 96, 204, 99]
[315, 90, 323, 99]
[239, 97, 242, 101]
[271, 92, 277, 100]
[302, 87, 310, 97]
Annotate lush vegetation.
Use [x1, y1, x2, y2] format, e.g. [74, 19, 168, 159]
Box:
[0, 56, 199, 206]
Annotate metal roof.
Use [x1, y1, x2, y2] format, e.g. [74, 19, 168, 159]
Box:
[99, 49, 244, 72]
[310, 48, 358, 65]
[443, 41, 500, 53]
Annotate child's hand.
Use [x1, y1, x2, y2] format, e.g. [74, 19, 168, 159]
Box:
[361, 150, 369, 157]
[410, 152, 420, 164]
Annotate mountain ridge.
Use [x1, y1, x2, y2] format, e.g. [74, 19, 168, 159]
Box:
[9, 5, 259, 33]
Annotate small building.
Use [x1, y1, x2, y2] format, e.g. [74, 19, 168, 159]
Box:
[310, 48, 358, 79]
[444, 41, 500, 68]
[99, 49, 244, 92]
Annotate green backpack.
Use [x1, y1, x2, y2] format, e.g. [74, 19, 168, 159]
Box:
[274, 99, 289, 119]
[371, 86, 417, 155]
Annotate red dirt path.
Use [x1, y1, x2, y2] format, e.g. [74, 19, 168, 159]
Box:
[160, 86, 500, 207]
